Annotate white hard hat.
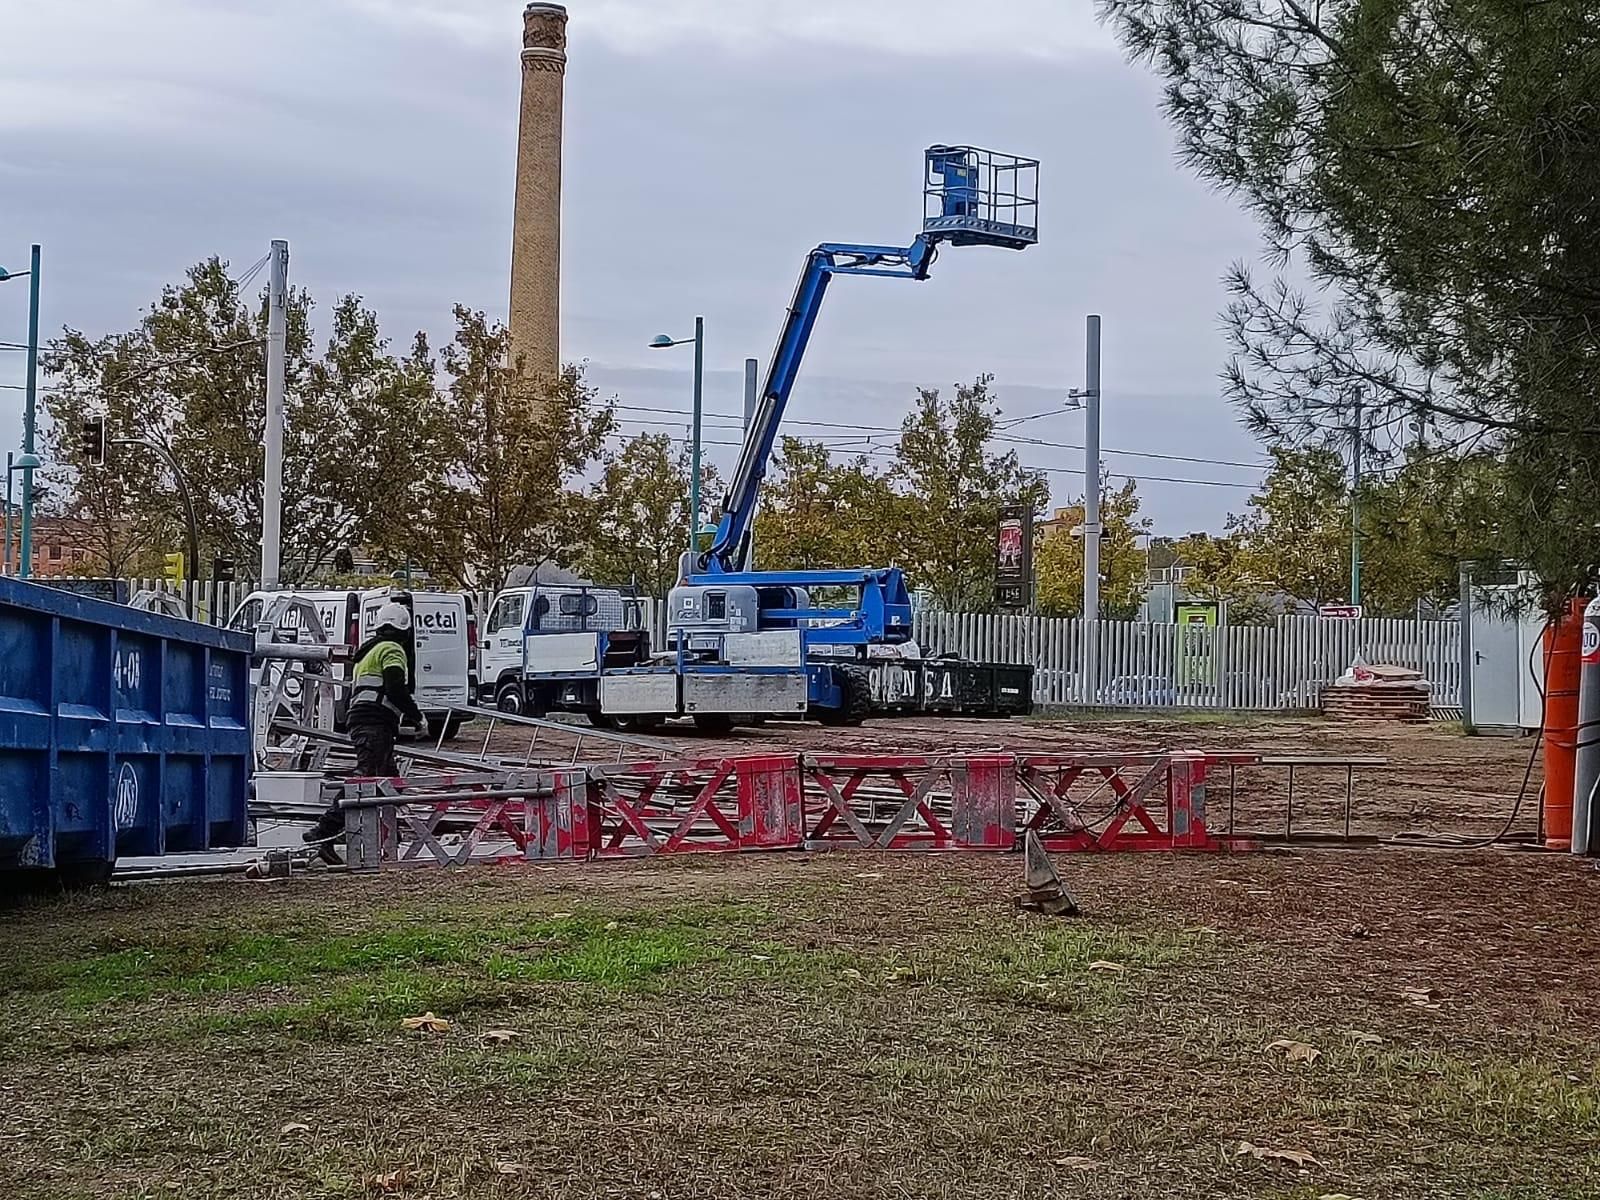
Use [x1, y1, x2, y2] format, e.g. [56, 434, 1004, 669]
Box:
[375, 601, 413, 632]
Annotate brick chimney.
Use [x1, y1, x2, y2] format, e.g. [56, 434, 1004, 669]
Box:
[509, 2, 567, 382]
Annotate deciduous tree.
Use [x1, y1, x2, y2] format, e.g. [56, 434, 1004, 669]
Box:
[891, 376, 1047, 609]
[386, 307, 613, 593]
[753, 437, 900, 572]
[583, 432, 719, 596]
[1034, 477, 1151, 618]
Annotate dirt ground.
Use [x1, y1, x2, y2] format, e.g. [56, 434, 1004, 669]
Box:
[478, 712, 1546, 844]
[4, 847, 1598, 1199]
[2, 715, 1579, 1199]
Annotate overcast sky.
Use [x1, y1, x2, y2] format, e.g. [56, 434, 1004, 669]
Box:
[1, 0, 1271, 533]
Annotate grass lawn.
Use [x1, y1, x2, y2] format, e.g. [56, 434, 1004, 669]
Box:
[3, 849, 1598, 1198]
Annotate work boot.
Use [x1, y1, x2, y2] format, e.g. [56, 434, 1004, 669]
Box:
[303, 813, 344, 844]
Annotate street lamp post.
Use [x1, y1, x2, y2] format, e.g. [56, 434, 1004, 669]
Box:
[0, 245, 41, 578]
[112, 438, 200, 595]
[649, 316, 705, 564]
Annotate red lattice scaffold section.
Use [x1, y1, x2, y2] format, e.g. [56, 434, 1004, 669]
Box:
[1017, 752, 1240, 852]
[343, 771, 582, 870]
[579, 755, 804, 858]
[800, 754, 1015, 850]
[340, 750, 1256, 872]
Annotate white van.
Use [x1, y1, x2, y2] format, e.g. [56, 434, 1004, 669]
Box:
[356, 590, 476, 725]
[231, 588, 478, 737]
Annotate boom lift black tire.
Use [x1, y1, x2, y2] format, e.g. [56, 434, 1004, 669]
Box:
[816, 664, 871, 727]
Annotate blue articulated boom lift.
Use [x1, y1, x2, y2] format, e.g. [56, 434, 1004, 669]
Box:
[668, 145, 1039, 724]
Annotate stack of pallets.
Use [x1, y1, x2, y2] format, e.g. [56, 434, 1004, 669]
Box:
[1321, 663, 1432, 723]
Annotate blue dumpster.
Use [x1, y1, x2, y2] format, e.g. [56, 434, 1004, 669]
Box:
[0, 575, 252, 883]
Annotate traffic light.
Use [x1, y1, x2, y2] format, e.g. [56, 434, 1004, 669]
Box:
[78, 417, 106, 466]
[211, 556, 235, 584]
[163, 552, 185, 586]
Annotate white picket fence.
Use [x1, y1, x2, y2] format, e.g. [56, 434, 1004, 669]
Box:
[80, 577, 1458, 713]
[638, 597, 1460, 712]
[911, 610, 1461, 711]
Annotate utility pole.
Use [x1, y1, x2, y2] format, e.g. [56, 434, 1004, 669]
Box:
[1083, 314, 1103, 622]
[3, 451, 12, 574]
[689, 315, 705, 562]
[1350, 392, 1363, 607]
[19, 244, 40, 579]
[262, 239, 288, 589]
[740, 357, 758, 571]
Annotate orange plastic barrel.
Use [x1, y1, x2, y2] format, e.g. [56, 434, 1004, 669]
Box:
[1543, 596, 1587, 849]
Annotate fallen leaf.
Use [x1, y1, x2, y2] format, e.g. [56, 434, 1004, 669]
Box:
[365, 1166, 412, 1192]
[749, 953, 773, 962]
[399, 1012, 450, 1034]
[840, 967, 865, 981]
[1347, 923, 1372, 940]
[1237, 1140, 1321, 1168]
[492, 1161, 533, 1177]
[480, 1029, 522, 1045]
[1053, 1155, 1100, 1170]
[1318, 1193, 1361, 1200]
[1345, 1030, 1384, 1047]
[549, 911, 573, 919]
[1265, 1038, 1321, 1065]
[279, 1121, 311, 1136]
[854, 871, 884, 880]
[603, 920, 619, 932]
[1245, 888, 1272, 898]
[1087, 960, 1126, 974]
[885, 966, 915, 982]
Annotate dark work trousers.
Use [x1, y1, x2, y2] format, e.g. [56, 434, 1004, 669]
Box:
[309, 717, 399, 838]
[349, 719, 400, 779]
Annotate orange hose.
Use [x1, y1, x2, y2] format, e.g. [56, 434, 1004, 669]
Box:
[1543, 596, 1586, 850]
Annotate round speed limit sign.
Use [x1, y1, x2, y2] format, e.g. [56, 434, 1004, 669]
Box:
[1584, 622, 1600, 664]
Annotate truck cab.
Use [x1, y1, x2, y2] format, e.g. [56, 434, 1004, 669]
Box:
[478, 584, 649, 718]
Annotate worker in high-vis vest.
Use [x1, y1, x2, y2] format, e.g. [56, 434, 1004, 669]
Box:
[304, 601, 425, 844]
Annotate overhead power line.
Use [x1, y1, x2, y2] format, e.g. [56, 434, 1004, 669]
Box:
[605, 402, 1269, 472]
[602, 425, 1261, 491]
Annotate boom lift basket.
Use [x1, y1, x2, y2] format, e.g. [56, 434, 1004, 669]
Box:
[923, 145, 1039, 250]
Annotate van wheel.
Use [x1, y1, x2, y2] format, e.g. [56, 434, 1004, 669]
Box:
[428, 716, 464, 742]
[496, 682, 525, 716]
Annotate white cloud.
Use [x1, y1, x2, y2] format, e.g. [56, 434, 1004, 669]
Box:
[346, 0, 1115, 58]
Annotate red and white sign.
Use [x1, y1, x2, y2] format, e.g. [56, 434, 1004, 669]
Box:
[1582, 622, 1600, 664]
[1319, 604, 1364, 620]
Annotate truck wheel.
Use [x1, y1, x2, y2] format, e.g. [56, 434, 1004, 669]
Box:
[618, 715, 665, 734]
[589, 712, 618, 730]
[693, 714, 734, 735]
[495, 681, 525, 716]
[817, 665, 871, 727]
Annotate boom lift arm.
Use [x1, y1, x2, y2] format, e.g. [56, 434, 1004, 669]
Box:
[697, 145, 1039, 577]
